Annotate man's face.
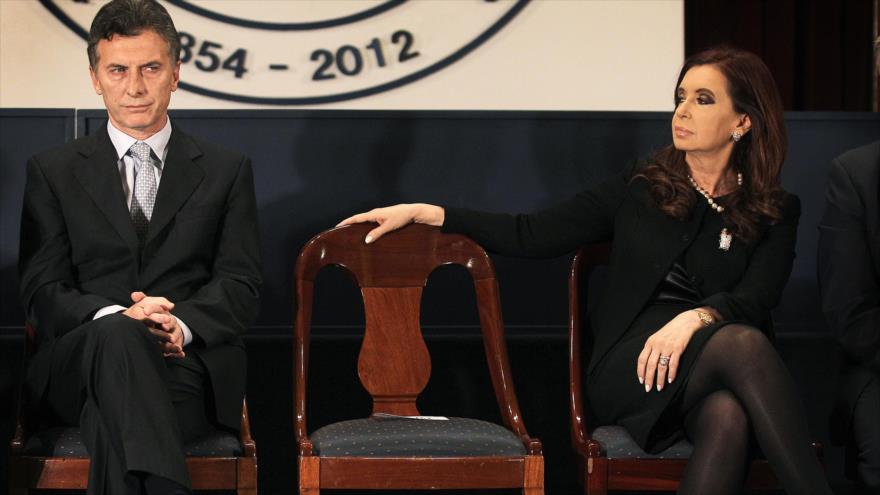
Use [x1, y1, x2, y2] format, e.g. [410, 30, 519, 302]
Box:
[89, 30, 180, 140]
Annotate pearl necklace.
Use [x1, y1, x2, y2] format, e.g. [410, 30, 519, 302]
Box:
[687, 173, 742, 213]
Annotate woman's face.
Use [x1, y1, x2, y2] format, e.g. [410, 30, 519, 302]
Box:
[671, 64, 750, 156]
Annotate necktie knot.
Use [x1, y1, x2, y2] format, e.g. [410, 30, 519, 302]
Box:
[129, 141, 153, 165]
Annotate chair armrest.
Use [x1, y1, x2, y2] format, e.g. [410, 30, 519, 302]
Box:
[239, 398, 256, 457]
[569, 249, 589, 453]
[568, 245, 611, 455]
[10, 324, 34, 454]
[9, 418, 25, 453]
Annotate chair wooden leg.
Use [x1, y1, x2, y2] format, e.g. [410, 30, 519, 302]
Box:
[585, 457, 608, 495]
[236, 457, 258, 495]
[299, 455, 319, 495]
[8, 459, 28, 495]
[522, 454, 544, 495]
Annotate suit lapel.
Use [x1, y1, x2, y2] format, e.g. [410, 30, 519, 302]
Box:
[73, 126, 141, 257]
[146, 128, 204, 247]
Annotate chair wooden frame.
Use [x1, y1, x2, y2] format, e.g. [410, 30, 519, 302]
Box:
[8, 324, 258, 495]
[568, 244, 822, 494]
[294, 223, 543, 494]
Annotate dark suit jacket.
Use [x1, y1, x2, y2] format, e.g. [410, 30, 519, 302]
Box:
[443, 162, 799, 373]
[818, 141, 880, 440]
[18, 124, 262, 430]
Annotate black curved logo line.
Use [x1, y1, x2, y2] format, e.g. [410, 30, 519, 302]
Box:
[40, 0, 530, 106]
[41, 0, 88, 38]
[164, 0, 406, 31]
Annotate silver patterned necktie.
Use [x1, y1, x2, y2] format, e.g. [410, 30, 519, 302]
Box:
[128, 141, 157, 244]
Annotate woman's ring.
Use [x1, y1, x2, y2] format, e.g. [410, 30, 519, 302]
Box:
[658, 355, 671, 367]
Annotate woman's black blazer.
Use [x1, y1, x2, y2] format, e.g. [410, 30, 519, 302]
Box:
[443, 162, 800, 372]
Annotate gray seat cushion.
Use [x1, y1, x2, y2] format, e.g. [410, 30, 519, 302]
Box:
[592, 426, 693, 459]
[311, 416, 527, 457]
[21, 427, 242, 458]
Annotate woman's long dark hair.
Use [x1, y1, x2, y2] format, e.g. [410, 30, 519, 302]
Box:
[641, 47, 787, 242]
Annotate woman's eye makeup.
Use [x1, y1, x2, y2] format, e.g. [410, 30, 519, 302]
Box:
[697, 95, 715, 104]
[676, 89, 716, 105]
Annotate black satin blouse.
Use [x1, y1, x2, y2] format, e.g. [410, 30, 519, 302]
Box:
[651, 260, 700, 306]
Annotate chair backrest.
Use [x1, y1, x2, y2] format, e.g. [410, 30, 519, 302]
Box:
[294, 223, 535, 451]
[568, 244, 611, 455]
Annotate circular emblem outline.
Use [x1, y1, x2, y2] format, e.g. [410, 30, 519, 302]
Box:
[165, 0, 406, 31]
[40, 0, 530, 106]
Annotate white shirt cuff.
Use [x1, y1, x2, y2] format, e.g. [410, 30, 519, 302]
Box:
[93, 305, 192, 347]
[175, 315, 193, 346]
[93, 305, 126, 319]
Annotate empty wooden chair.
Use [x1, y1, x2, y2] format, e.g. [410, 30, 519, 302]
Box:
[294, 223, 543, 494]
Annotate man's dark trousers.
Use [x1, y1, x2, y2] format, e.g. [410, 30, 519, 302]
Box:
[36, 314, 214, 493]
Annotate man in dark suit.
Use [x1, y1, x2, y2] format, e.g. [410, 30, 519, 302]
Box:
[818, 139, 880, 494]
[18, 1, 261, 494]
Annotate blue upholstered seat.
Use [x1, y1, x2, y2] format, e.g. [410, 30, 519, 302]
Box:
[310, 416, 527, 457]
[22, 427, 242, 458]
[591, 426, 693, 459]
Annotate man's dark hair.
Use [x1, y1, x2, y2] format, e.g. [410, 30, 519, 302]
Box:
[87, 0, 181, 68]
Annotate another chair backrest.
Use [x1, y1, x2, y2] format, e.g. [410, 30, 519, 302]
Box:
[568, 244, 611, 455]
[294, 223, 537, 453]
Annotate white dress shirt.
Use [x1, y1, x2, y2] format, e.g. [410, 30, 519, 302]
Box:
[92, 118, 193, 347]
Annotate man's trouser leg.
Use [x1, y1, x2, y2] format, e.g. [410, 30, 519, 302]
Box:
[33, 314, 212, 495]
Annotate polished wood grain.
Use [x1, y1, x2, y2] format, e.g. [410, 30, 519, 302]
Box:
[299, 455, 320, 495]
[522, 455, 544, 495]
[360, 287, 430, 416]
[294, 223, 543, 493]
[318, 457, 528, 488]
[568, 245, 823, 494]
[8, 325, 258, 495]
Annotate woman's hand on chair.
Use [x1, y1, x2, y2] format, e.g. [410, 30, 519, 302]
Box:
[636, 310, 705, 392]
[337, 203, 445, 244]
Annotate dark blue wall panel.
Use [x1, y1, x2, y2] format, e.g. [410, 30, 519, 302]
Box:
[779, 113, 880, 333]
[0, 109, 75, 330]
[2, 110, 878, 336]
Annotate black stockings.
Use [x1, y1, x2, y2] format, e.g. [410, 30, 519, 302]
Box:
[678, 324, 831, 495]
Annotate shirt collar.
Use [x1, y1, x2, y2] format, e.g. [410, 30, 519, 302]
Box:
[106, 117, 173, 163]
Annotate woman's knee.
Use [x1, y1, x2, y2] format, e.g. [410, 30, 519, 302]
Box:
[705, 324, 784, 386]
[717, 323, 768, 344]
[709, 324, 775, 360]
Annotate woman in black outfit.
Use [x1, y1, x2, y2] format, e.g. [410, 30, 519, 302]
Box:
[339, 47, 832, 494]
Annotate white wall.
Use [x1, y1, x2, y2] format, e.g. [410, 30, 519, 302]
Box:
[0, 0, 684, 110]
